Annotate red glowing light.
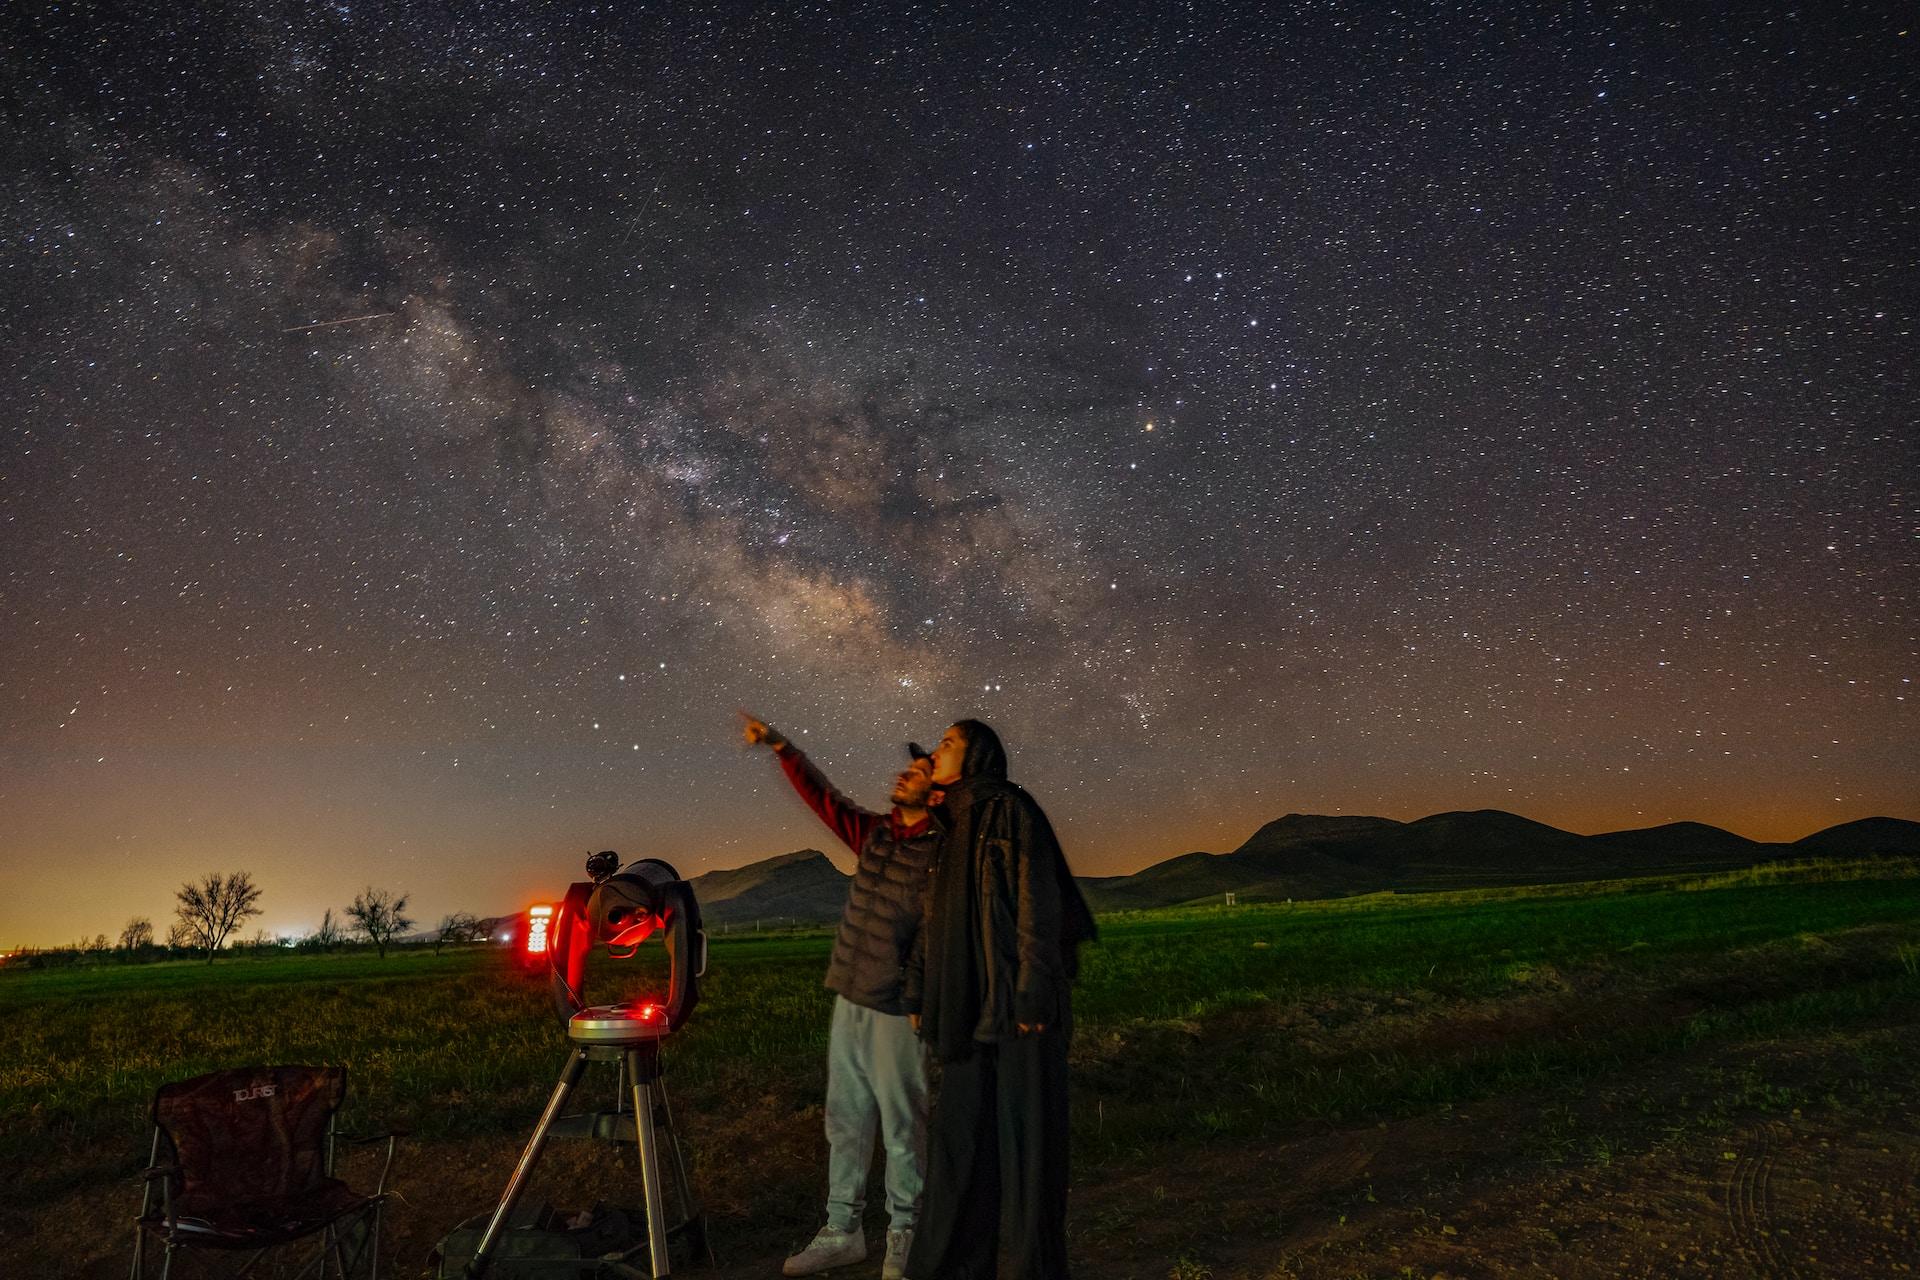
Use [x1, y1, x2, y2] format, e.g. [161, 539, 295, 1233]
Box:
[524, 904, 555, 955]
[606, 915, 659, 950]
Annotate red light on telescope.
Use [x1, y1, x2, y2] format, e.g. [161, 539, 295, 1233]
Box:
[524, 904, 555, 956]
[606, 914, 659, 951]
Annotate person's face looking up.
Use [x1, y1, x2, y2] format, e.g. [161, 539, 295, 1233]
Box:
[929, 724, 967, 786]
[890, 756, 935, 808]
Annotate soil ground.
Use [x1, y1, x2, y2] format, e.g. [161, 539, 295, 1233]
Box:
[21, 1014, 1916, 1279]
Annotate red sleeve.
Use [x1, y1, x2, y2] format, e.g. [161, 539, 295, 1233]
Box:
[776, 747, 881, 853]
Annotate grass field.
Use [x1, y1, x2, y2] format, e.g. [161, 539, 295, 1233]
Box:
[6, 859, 1919, 1277]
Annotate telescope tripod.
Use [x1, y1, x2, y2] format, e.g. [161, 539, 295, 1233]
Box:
[467, 1030, 704, 1278]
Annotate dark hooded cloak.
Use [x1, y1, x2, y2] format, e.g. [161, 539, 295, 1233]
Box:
[911, 720, 1097, 1062]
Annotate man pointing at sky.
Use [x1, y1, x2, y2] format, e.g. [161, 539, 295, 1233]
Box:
[742, 713, 940, 1280]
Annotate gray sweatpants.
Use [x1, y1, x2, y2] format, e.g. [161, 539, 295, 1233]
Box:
[823, 995, 929, 1232]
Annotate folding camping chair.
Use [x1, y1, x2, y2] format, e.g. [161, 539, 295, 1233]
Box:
[130, 1064, 399, 1280]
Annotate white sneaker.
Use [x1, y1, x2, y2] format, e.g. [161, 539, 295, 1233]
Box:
[782, 1226, 866, 1276]
[882, 1227, 913, 1280]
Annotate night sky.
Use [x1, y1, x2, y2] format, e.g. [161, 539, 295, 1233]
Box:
[3, 3, 1914, 949]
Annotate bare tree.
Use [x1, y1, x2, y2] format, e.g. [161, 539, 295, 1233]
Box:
[166, 920, 201, 950]
[174, 871, 264, 964]
[119, 917, 155, 951]
[346, 887, 414, 958]
[435, 911, 484, 954]
[308, 907, 344, 950]
[293, 909, 344, 951]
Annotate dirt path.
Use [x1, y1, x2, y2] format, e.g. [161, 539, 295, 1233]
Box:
[1094, 1096, 1917, 1279]
[19, 1022, 1917, 1278]
[1054, 1019, 1920, 1279]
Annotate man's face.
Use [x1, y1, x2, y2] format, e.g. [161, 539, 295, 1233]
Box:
[928, 724, 967, 786]
[889, 756, 936, 808]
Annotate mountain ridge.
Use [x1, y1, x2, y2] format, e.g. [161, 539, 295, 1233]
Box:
[493, 813, 1920, 925]
[688, 848, 850, 925]
[696, 812, 1920, 920]
[1076, 810, 1920, 910]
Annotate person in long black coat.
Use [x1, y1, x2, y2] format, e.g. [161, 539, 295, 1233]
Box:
[904, 719, 1096, 1280]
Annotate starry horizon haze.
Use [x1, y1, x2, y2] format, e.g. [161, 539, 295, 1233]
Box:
[3, 2, 1914, 948]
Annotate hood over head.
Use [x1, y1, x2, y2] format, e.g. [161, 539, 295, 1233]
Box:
[955, 718, 1007, 781]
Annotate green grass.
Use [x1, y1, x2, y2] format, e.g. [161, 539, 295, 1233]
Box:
[4, 860, 1917, 1217]
[1069, 867, 1920, 1150]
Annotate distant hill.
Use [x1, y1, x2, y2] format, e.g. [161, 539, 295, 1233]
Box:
[688, 849, 849, 926]
[1077, 812, 1920, 912]
[1585, 820, 1770, 867]
[465, 851, 853, 941]
[477, 814, 1919, 929]
[1792, 817, 1920, 858]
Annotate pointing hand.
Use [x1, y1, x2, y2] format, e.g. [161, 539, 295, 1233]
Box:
[739, 710, 787, 751]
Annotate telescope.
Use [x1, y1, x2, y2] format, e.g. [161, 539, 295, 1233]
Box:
[551, 855, 705, 1039]
[439, 854, 710, 1278]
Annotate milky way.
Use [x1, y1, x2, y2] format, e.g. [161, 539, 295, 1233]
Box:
[3, 3, 1914, 945]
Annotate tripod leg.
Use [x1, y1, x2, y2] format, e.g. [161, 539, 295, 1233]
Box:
[468, 1048, 591, 1277]
[653, 1079, 700, 1231]
[627, 1049, 672, 1277]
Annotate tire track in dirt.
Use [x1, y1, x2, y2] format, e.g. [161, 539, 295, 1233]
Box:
[1722, 1122, 1799, 1280]
[1284, 1130, 1378, 1203]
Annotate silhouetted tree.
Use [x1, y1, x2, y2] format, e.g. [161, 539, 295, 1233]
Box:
[166, 920, 200, 950]
[119, 917, 154, 951]
[346, 887, 413, 958]
[174, 871, 264, 964]
[302, 907, 345, 951]
[435, 911, 484, 954]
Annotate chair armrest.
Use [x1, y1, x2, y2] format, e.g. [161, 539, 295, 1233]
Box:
[340, 1128, 408, 1146]
[335, 1128, 404, 1195]
[135, 1162, 182, 1227]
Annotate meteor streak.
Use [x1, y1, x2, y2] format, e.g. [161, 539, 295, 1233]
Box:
[280, 311, 397, 333]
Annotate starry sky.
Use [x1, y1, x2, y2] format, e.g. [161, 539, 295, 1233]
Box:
[3, 2, 1914, 948]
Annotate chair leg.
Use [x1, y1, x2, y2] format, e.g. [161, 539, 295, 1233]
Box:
[132, 1129, 163, 1280]
[319, 1205, 380, 1280]
[333, 1219, 360, 1280]
[326, 1221, 347, 1280]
